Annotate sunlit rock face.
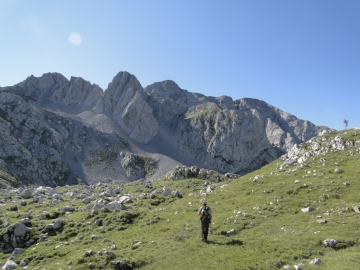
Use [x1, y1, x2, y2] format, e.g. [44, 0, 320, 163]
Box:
[145, 81, 329, 174]
[103, 72, 159, 143]
[0, 71, 331, 186]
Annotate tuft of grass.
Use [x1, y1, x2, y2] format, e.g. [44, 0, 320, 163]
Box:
[143, 156, 157, 175]
[0, 170, 19, 188]
[184, 102, 221, 121]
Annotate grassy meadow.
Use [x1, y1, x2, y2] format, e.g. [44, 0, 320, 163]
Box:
[1, 128, 360, 269]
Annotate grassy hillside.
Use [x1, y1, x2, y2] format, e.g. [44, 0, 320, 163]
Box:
[0, 128, 360, 269]
[0, 170, 19, 188]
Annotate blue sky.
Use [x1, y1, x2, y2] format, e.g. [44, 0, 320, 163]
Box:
[1, 0, 359, 130]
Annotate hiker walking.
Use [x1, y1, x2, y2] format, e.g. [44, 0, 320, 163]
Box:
[198, 202, 212, 242]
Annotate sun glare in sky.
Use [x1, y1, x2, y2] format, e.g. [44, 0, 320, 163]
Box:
[68, 32, 82, 46]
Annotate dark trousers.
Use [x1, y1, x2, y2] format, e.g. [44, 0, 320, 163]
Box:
[201, 219, 210, 240]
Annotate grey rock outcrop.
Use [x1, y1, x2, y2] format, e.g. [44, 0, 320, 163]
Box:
[172, 190, 183, 198]
[166, 166, 231, 182]
[162, 186, 171, 196]
[110, 260, 132, 270]
[0, 222, 33, 253]
[280, 133, 359, 170]
[20, 189, 33, 199]
[309, 258, 321, 265]
[301, 206, 315, 213]
[1, 260, 18, 270]
[323, 239, 338, 248]
[120, 152, 146, 181]
[42, 219, 63, 235]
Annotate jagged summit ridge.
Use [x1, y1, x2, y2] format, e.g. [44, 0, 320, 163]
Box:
[14, 71, 158, 143]
[0, 71, 332, 186]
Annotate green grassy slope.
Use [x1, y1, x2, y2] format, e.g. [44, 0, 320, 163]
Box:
[0, 128, 360, 269]
[0, 170, 19, 188]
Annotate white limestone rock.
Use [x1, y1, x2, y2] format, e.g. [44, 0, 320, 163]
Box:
[323, 238, 338, 247]
[309, 258, 321, 265]
[20, 189, 33, 199]
[162, 186, 171, 196]
[301, 206, 315, 213]
[1, 260, 18, 270]
[0, 222, 33, 253]
[120, 152, 146, 181]
[104, 72, 159, 143]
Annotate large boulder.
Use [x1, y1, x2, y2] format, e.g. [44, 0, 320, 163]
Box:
[20, 189, 33, 199]
[0, 222, 33, 253]
[1, 260, 18, 270]
[120, 152, 146, 181]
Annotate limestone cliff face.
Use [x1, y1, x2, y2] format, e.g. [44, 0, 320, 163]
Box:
[51, 76, 103, 109]
[0, 71, 332, 186]
[0, 91, 81, 186]
[173, 103, 277, 173]
[103, 72, 159, 143]
[144, 83, 329, 174]
[15, 72, 103, 112]
[0, 72, 160, 186]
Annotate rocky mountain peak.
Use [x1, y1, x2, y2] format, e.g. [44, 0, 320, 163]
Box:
[145, 80, 191, 122]
[0, 71, 333, 187]
[104, 71, 144, 112]
[215, 95, 235, 110]
[16, 72, 68, 103]
[23, 72, 68, 86]
[103, 71, 159, 143]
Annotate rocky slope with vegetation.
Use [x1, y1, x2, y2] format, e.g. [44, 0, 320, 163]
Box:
[0, 71, 331, 187]
[0, 128, 359, 269]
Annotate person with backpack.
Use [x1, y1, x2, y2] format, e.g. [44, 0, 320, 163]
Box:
[198, 201, 212, 242]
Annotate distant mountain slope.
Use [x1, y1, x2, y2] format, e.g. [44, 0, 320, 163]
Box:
[0, 71, 332, 186]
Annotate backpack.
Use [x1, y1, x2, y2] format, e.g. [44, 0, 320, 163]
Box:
[201, 206, 211, 219]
